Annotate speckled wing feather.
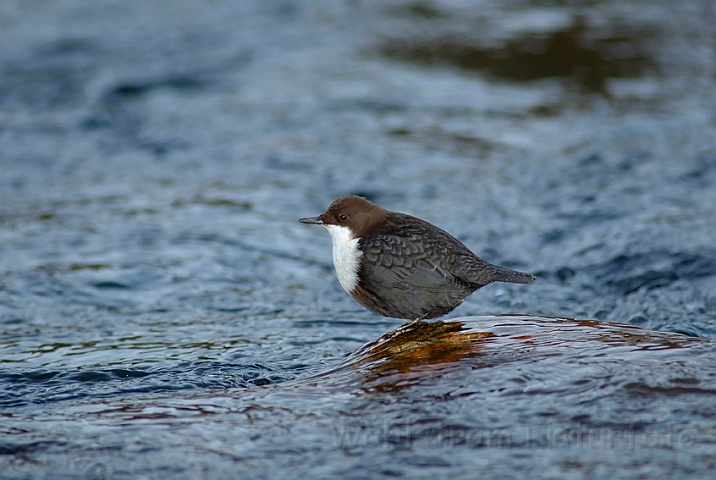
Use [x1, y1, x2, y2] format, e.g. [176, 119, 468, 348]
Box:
[353, 212, 533, 320]
[369, 212, 534, 287]
[356, 232, 477, 319]
[358, 234, 477, 292]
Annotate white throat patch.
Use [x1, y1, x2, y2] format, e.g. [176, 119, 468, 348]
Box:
[324, 224, 362, 293]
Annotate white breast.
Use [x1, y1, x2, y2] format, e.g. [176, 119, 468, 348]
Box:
[324, 224, 362, 293]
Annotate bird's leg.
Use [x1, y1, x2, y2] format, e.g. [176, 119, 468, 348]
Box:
[393, 314, 428, 334]
[378, 314, 428, 342]
[402, 314, 427, 328]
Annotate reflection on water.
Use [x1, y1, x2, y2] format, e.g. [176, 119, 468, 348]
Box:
[381, 16, 657, 94]
[326, 315, 706, 391]
[3, 316, 715, 478]
[326, 320, 495, 391]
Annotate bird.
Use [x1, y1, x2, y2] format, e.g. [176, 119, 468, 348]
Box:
[299, 196, 535, 325]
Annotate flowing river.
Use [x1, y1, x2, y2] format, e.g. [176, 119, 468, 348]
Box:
[1, 1, 716, 478]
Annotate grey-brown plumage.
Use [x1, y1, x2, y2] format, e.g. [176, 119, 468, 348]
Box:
[299, 196, 535, 322]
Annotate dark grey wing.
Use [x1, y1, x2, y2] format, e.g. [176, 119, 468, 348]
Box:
[383, 214, 535, 287]
[358, 235, 476, 292]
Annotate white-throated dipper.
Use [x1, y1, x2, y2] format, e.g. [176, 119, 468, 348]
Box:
[299, 196, 535, 324]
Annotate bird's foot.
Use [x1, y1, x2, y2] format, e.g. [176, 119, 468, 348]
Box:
[376, 316, 426, 342]
[402, 316, 425, 328]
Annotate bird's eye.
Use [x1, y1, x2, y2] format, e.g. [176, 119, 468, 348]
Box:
[338, 214, 348, 222]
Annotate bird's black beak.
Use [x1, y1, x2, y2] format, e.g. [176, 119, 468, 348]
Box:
[298, 216, 323, 225]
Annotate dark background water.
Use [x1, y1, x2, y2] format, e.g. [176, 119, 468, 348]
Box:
[1, 0, 716, 478]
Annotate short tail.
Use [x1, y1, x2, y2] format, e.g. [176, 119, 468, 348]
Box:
[492, 267, 536, 284]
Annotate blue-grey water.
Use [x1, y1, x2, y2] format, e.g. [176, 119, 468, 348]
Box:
[1, 1, 716, 478]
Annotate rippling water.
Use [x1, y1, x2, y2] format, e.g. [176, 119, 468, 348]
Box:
[2, 0, 716, 478]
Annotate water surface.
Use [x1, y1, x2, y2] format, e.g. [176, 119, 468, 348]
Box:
[1, 0, 716, 478]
